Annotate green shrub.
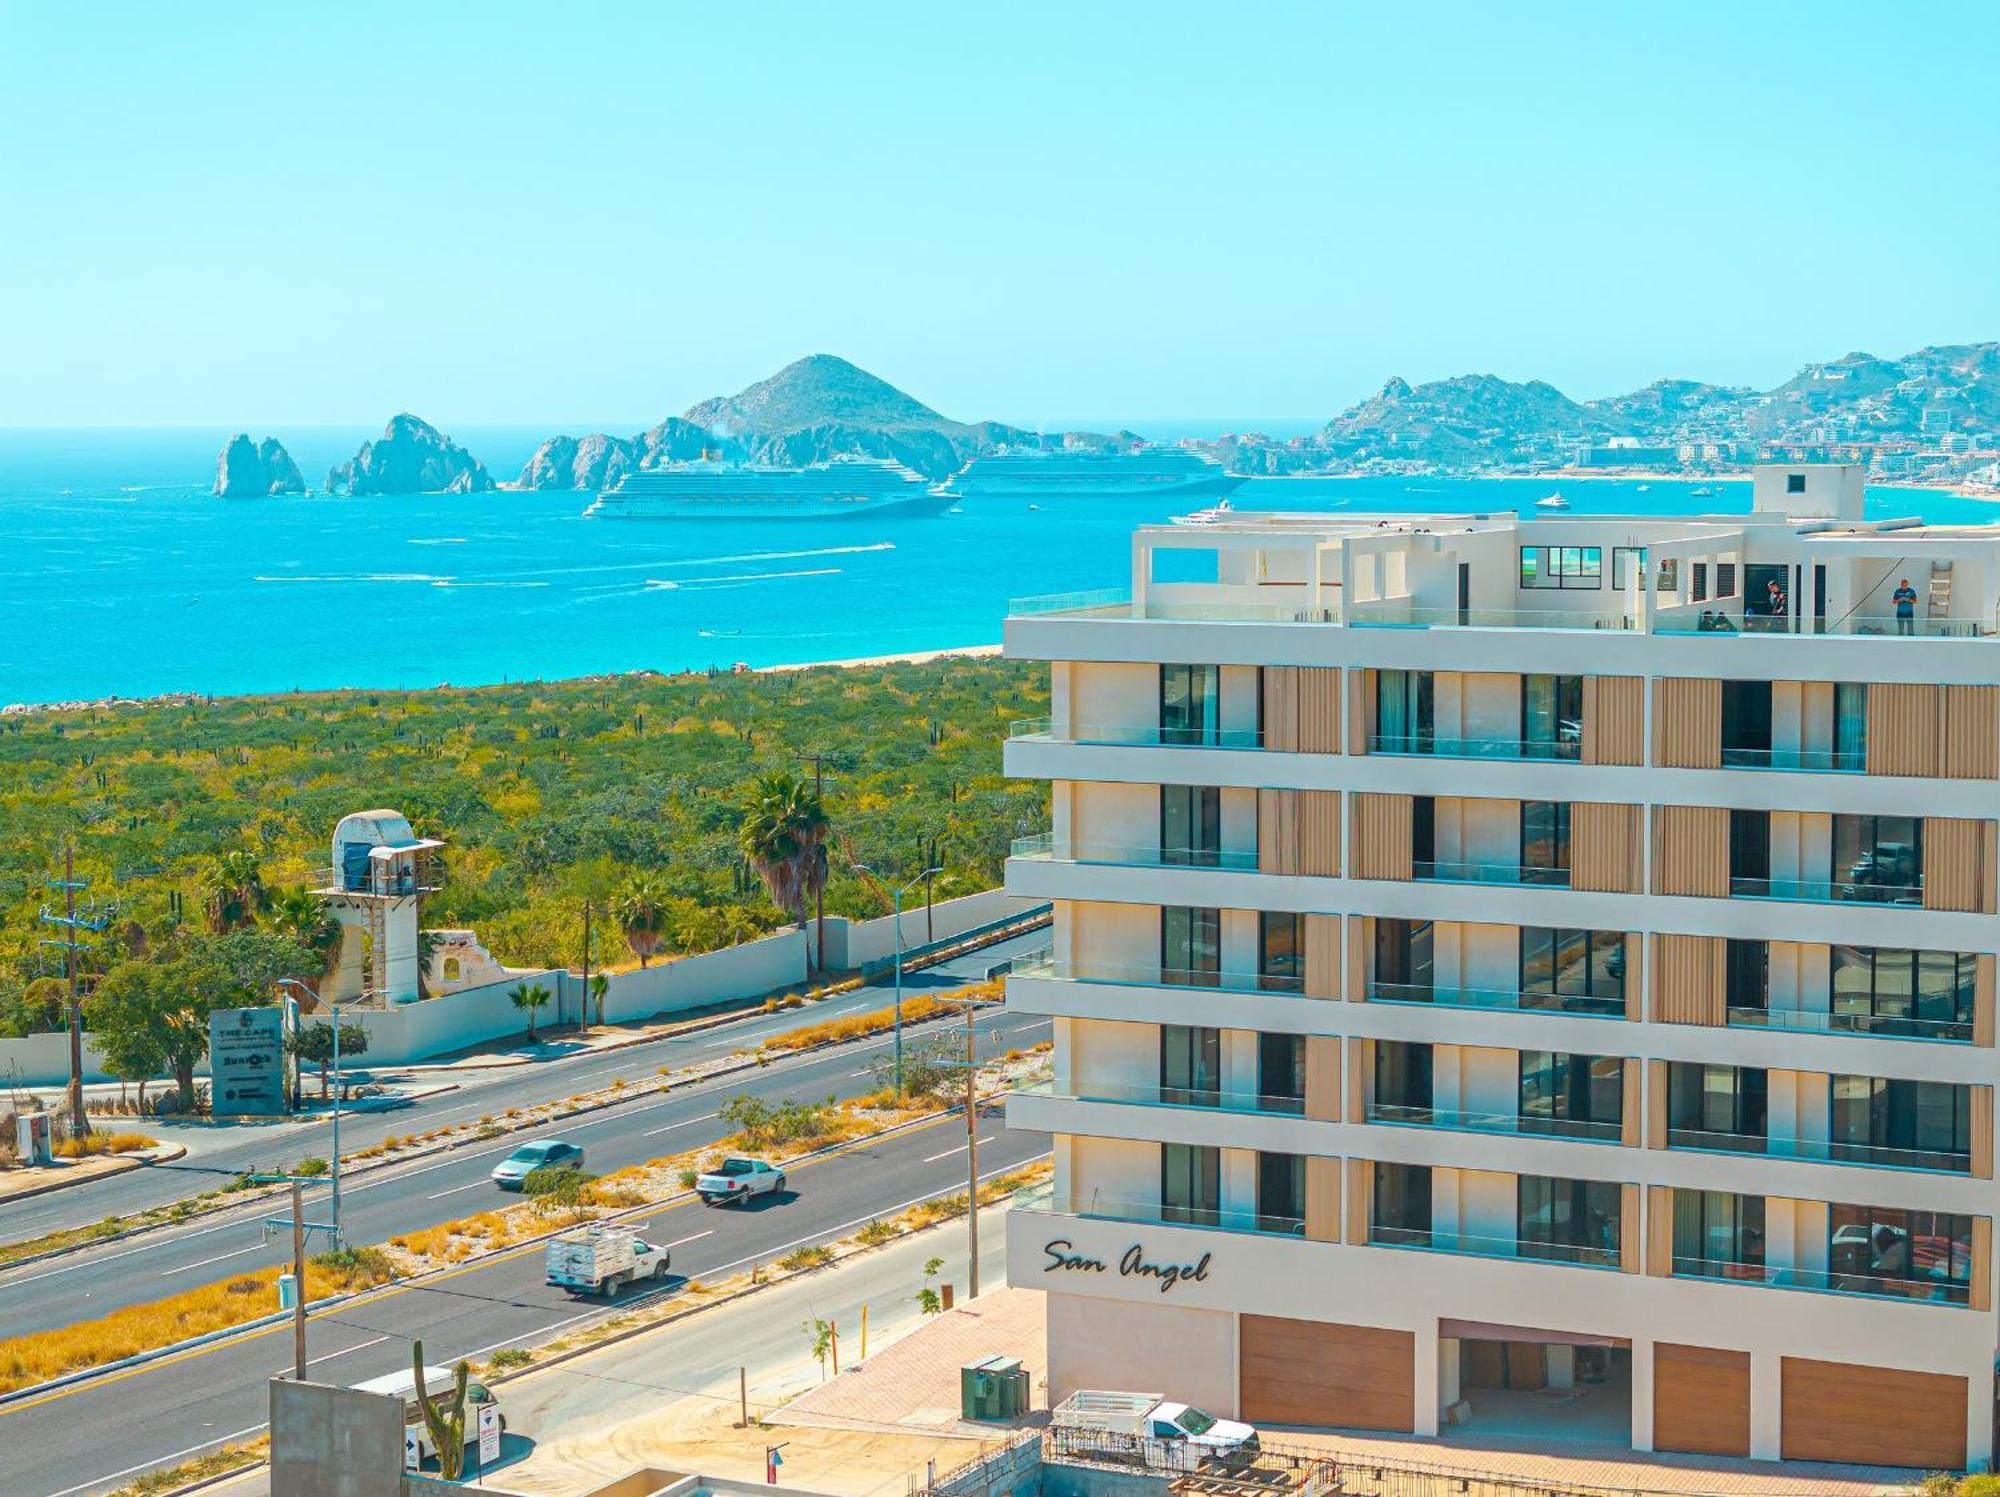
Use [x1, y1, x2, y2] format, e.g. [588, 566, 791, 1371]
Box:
[295, 1157, 329, 1177]
[521, 1165, 595, 1203]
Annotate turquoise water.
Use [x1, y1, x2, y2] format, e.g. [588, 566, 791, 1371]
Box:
[2, 428, 1992, 707]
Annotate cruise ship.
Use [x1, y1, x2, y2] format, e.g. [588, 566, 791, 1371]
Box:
[943, 446, 1245, 501]
[582, 456, 953, 520]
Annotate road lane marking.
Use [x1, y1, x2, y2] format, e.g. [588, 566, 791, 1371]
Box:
[659, 1230, 714, 1249]
[308, 1334, 389, 1365]
[641, 1112, 719, 1139]
[426, 1180, 491, 1200]
[921, 1136, 997, 1163]
[161, 1245, 264, 1277]
[43, 1422, 270, 1497]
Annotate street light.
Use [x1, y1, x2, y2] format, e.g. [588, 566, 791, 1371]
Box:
[851, 863, 941, 1097]
[278, 977, 347, 1250]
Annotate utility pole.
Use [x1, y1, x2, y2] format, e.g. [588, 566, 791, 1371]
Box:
[964, 994, 980, 1298]
[290, 1180, 307, 1381]
[40, 845, 112, 1141]
[580, 900, 593, 1030]
[921, 835, 939, 945]
[808, 753, 827, 973]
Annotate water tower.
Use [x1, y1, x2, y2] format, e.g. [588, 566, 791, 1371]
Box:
[316, 810, 443, 1005]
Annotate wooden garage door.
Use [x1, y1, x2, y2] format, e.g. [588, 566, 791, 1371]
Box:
[1240, 1315, 1414, 1432]
[1653, 1343, 1749, 1457]
[1781, 1357, 1966, 1469]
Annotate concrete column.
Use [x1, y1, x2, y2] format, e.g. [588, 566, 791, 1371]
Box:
[1050, 661, 1073, 739]
[1546, 1345, 1575, 1390]
[1749, 1349, 1782, 1460]
[1220, 1147, 1257, 1222]
[1629, 1336, 1655, 1452]
[1132, 533, 1149, 617]
[1432, 1045, 1464, 1127]
[1967, 1368, 1994, 1471]
[1222, 1029, 1259, 1109]
[1438, 1336, 1462, 1423]
[1766, 1071, 1800, 1157]
[1432, 1165, 1462, 1249]
[1412, 1320, 1441, 1437]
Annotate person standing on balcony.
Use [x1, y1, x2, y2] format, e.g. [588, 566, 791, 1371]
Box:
[1894, 577, 1919, 635]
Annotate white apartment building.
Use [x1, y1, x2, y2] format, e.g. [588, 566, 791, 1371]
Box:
[1002, 464, 2000, 1472]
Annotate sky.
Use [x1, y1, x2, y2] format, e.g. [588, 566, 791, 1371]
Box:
[2, 2, 1998, 431]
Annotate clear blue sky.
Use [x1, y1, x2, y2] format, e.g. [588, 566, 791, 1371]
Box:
[3, 1, 1996, 430]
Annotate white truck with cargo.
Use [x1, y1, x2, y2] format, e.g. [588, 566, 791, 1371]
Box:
[544, 1224, 670, 1296]
[1051, 1390, 1260, 1471]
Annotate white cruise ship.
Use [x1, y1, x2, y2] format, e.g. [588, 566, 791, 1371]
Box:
[942, 446, 1245, 501]
[582, 455, 952, 520]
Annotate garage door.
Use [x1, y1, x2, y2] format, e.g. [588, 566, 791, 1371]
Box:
[1781, 1356, 1966, 1469]
[1239, 1315, 1413, 1432]
[1653, 1343, 1750, 1457]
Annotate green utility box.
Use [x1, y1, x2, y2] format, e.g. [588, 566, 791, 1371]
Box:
[960, 1355, 1030, 1420]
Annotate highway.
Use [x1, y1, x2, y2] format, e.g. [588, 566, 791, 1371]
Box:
[0, 936, 1056, 1336]
[1, 927, 1045, 1247]
[0, 1108, 1050, 1497]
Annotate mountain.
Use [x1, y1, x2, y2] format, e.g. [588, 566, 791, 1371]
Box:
[326, 414, 495, 496]
[1315, 374, 1598, 463]
[513, 355, 1047, 488]
[211, 434, 303, 497]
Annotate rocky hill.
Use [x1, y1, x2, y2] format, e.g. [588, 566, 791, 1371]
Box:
[211, 434, 304, 497]
[326, 414, 495, 495]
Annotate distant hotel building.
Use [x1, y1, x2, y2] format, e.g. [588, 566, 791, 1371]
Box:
[1002, 464, 2000, 1470]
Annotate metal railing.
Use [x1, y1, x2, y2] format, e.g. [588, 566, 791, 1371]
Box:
[1726, 1004, 1973, 1044]
[1671, 1253, 1972, 1306]
[1008, 717, 1267, 750]
[1369, 733, 1580, 762]
[1013, 1180, 1306, 1238]
[1012, 1077, 1308, 1117]
[1367, 1222, 1622, 1270]
[1007, 834, 1262, 872]
[1365, 1101, 1622, 1143]
[1414, 858, 1571, 888]
[1367, 981, 1624, 1018]
[1728, 874, 1923, 905]
[1008, 951, 1306, 996]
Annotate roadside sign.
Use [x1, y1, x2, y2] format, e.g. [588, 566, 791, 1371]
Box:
[478, 1402, 501, 1466]
[209, 1007, 287, 1116]
[404, 1428, 420, 1472]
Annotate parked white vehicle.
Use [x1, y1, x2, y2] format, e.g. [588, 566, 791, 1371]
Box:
[544, 1224, 670, 1296]
[1052, 1390, 1260, 1471]
[352, 1364, 504, 1466]
[695, 1156, 786, 1205]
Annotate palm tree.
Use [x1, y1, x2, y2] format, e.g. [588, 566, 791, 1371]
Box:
[509, 981, 552, 1042]
[588, 971, 609, 1028]
[612, 876, 671, 968]
[266, 886, 341, 994]
[737, 770, 829, 950]
[200, 850, 267, 934]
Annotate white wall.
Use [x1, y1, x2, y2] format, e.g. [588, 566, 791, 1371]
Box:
[822, 887, 1040, 970]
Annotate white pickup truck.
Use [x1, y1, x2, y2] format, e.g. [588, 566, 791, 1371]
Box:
[695, 1156, 786, 1205]
[544, 1225, 670, 1296]
[1051, 1390, 1260, 1471]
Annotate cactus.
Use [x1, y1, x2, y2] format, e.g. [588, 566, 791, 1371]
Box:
[411, 1340, 470, 1479]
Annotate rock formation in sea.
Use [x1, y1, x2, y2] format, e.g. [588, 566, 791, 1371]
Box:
[511, 417, 745, 490]
[325, 414, 495, 496]
[211, 434, 304, 497]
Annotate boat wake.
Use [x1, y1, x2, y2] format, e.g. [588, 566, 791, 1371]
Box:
[647, 543, 893, 569]
[645, 567, 843, 590]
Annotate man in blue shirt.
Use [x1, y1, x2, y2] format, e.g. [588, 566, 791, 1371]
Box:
[1893, 577, 1919, 635]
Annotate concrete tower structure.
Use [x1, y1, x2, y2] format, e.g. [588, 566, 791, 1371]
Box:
[316, 810, 443, 1006]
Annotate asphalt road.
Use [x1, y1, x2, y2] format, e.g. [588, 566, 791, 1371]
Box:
[1, 927, 1046, 1246]
[0, 992, 1050, 1337]
[0, 1109, 1049, 1497]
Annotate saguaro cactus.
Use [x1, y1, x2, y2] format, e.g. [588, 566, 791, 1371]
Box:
[411, 1340, 470, 1479]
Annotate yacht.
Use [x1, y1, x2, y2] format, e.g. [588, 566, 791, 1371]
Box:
[942, 446, 1244, 501]
[583, 456, 951, 520]
[1536, 492, 1571, 511]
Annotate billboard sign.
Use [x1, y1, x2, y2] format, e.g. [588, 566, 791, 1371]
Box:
[208, 1006, 288, 1116]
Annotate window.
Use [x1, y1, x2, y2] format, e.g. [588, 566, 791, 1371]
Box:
[1161, 1143, 1220, 1226]
[1521, 675, 1582, 760]
[1716, 562, 1737, 598]
[1258, 911, 1303, 992]
[1667, 1063, 1768, 1151]
[1520, 800, 1571, 884]
[1159, 664, 1220, 746]
[1834, 682, 1867, 768]
[1611, 546, 1645, 591]
[1691, 563, 1709, 603]
[1831, 946, 1977, 1039]
[1656, 557, 1679, 593]
[1832, 814, 1922, 901]
[1728, 808, 1770, 892]
[1831, 1077, 1970, 1171]
[1828, 1204, 1971, 1302]
[1724, 939, 1769, 1012]
[1519, 546, 1603, 590]
[1160, 1025, 1221, 1106]
[1370, 1161, 1432, 1245]
[1517, 1175, 1621, 1265]
[1518, 1052, 1623, 1138]
[1372, 1040, 1433, 1120]
[1719, 679, 1773, 766]
[1519, 928, 1624, 1013]
[1673, 1191, 1765, 1278]
[1258, 1033, 1305, 1113]
[1412, 795, 1436, 869]
[1376, 669, 1434, 753]
[1160, 785, 1222, 865]
[1374, 917, 1434, 1000]
[1256, 1152, 1306, 1234]
[1161, 906, 1220, 985]
[1786, 472, 1807, 494]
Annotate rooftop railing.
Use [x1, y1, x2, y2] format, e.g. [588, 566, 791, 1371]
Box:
[1008, 952, 1306, 997]
[1655, 612, 1996, 640]
[1368, 1222, 1622, 1270]
[1671, 1254, 1971, 1306]
[1365, 1101, 1622, 1144]
[1367, 980, 1625, 1018]
[1006, 588, 1340, 624]
[1007, 834, 1262, 873]
[1348, 603, 1640, 632]
[1726, 1004, 1973, 1045]
[1012, 1180, 1306, 1239]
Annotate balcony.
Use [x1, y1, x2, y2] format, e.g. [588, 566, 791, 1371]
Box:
[1415, 858, 1571, 889]
[1010, 951, 1305, 997]
[1009, 834, 1261, 874]
[1727, 875, 1923, 906]
[1719, 746, 1864, 774]
[1653, 612, 1996, 640]
[1671, 1255, 1971, 1307]
[1366, 1101, 1622, 1144]
[1666, 1127, 1972, 1175]
[1007, 587, 1340, 625]
[1012, 1180, 1305, 1238]
[1367, 1222, 1621, 1270]
[1726, 1005, 1972, 1045]
[1008, 717, 1265, 751]
[1347, 602, 1640, 632]
[1369, 734, 1580, 763]
[1368, 981, 1624, 1019]
[1014, 1077, 1307, 1118]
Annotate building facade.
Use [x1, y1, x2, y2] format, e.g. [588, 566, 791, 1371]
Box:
[1002, 465, 2000, 1470]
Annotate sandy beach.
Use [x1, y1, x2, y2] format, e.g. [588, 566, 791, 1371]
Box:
[759, 642, 1003, 672]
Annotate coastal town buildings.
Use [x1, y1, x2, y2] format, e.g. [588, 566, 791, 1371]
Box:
[1001, 463, 2000, 1470]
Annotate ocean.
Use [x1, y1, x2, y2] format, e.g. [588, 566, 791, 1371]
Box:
[2, 427, 1992, 708]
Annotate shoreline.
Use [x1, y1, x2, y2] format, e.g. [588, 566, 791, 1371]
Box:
[1249, 469, 1998, 499]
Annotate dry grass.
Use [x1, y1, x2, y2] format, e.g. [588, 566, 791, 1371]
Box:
[0, 1249, 395, 1394]
[52, 1131, 157, 1160]
[754, 978, 1003, 1058]
[104, 1435, 270, 1496]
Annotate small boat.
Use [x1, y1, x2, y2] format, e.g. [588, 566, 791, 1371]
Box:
[1536, 492, 1570, 511]
[1174, 499, 1236, 527]
[1691, 485, 1716, 497]
[1027, 504, 1041, 511]
[1636, 483, 1651, 493]
[945, 505, 963, 515]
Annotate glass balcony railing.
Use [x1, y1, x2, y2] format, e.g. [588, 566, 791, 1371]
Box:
[1719, 746, 1865, 773]
[1369, 734, 1580, 762]
[1008, 717, 1266, 750]
[1367, 1222, 1621, 1270]
[1012, 1180, 1307, 1238]
[1013, 1077, 1308, 1117]
[1006, 588, 1342, 624]
[1008, 834, 1262, 872]
[1415, 859, 1572, 888]
[1009, 951, 1306, 996]
[1654, 612, 1996, 640]
[1347, 603, 1640, 632]
[1667, 1126, 1972, 1175]
[1728, 875, 1923, 905]
[1671, 1255, 1971, 1306]
[1726, 1005, 1973, 1045]
[1366, 1101, 1622, 1143]
[1368, 981, 1625, 1018]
